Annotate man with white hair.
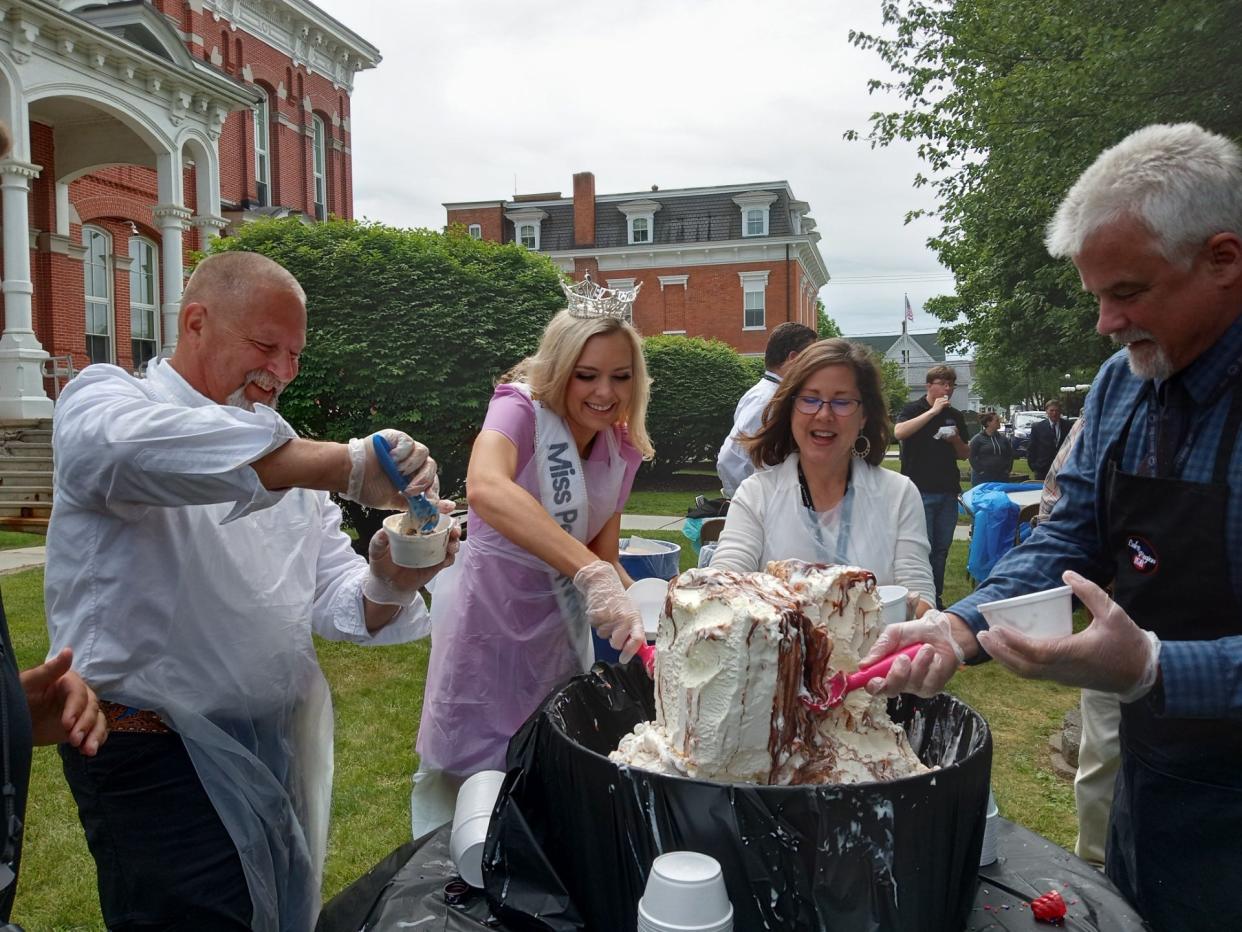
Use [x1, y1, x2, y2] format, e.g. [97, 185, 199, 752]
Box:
[864, 123, 1242, 931]
[46, 251, 458, 931]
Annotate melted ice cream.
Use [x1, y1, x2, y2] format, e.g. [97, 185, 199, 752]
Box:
[611, 561, 928, 785]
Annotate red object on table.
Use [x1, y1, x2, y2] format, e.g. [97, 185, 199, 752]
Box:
[1031, 889, 1067, 923]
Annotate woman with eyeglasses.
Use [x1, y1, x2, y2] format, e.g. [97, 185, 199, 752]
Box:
[710, 339, 935, 615]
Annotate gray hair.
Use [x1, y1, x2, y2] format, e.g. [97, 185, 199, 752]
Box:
[1045, 123, 1242, 263]
[181, 251, 306, 314]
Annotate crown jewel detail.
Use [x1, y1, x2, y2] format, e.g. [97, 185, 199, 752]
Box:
[561, 273, 640, 323]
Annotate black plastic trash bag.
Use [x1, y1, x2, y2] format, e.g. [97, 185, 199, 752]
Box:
[484, 660, 992, 932]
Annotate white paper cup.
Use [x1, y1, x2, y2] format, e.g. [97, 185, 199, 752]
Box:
[638, 851, 733, 932]
[382, 512, 455, 569]
[449, 770, 505, 888]
[979, 788, 1000, 866]
[628, 577, 670, 642]
[876, 585, 909, 627]
[978, 585, 1072, 639]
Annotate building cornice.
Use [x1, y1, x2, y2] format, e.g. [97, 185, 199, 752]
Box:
[443, 199, 505, 211]
[546, 234, 829, 290]
[197, 0, 380, 92]
[10, 0, 257, 136]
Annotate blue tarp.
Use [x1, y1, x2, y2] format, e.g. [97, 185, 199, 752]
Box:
[961, 482, 1042, 583]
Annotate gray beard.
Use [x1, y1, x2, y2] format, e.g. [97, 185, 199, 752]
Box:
[226, 380, 283, 412]
[1113, 329, 1173, 381]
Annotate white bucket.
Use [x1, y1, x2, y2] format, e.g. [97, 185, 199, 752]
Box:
[979, 788, 1000, 866]
[449, 770, 505, 888]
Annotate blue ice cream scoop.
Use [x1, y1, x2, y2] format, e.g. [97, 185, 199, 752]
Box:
[372, 434, 439, 533]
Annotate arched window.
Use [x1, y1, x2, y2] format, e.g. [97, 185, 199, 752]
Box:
[312, 114, 328, 221]
[254, 89, 271, 206]
[128, 236, 159, 371]
[83, 226, 113, 364]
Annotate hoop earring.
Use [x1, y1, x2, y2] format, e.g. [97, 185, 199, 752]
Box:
[852, 433, 871, 459]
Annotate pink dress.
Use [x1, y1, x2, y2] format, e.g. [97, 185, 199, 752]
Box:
[417, 384, 642, 775]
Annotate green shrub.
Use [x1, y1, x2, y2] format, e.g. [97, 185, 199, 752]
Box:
[740, 354, 766, 382]
[209, 218, 564, 538]
[643, 335, 754, 474]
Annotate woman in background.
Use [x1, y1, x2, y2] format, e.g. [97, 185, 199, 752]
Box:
[711, 339, 934, 614]
[411, 302, 652, 837]
[969, 412, 1015, 484]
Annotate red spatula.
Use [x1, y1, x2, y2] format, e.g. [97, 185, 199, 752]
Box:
[801, 643, 926, 712]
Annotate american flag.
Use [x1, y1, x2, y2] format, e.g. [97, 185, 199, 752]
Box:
[904, 295, 915, 322]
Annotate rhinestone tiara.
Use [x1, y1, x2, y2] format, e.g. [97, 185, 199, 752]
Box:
[561, 273, 640, 323]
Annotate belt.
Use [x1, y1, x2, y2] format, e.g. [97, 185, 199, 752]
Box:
[101, 700, 172, 735]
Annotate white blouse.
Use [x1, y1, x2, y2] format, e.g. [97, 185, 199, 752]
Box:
[710, 453, 935, 601]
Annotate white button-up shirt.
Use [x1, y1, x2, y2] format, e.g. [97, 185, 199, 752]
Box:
[716, 372, 780, 497]
[45, 359, 429, 705]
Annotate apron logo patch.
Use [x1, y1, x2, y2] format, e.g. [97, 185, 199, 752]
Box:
[1127, 535, 1159, 574]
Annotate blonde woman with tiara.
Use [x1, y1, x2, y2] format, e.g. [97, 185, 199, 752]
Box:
[411, 279, 653, 836]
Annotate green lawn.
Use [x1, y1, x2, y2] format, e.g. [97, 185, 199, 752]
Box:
[0, 531, 43, 550]
[5, 533, 1079, 927]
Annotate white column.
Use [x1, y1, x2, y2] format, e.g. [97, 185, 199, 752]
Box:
[153, 204, 191, 357]
[153, 148, 188, 357]
[0, 159, 52, 419]
[191, 214, 228, 243]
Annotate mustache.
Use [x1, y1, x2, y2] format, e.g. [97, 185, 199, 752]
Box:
[240, 369, 287, 396]
[1110, 327, 1157, 346]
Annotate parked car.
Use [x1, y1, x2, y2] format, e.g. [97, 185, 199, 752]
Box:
[1005, 410, 1046, 457]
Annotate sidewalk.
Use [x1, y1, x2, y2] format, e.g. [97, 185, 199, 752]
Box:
[0, 545, 46, 576]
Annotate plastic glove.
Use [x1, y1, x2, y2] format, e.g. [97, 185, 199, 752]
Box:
[572, 560, 645, 663]
[861, 609, 968, 698]
[363, 507, 460, 608]
[976, 570, 1161, 702]
[343, 429, 436, 511]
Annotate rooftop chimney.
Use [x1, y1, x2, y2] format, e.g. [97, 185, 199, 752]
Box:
[573, 171, 595, 248]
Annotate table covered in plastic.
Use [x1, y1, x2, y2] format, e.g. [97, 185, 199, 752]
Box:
[316, 817, 1150, 932]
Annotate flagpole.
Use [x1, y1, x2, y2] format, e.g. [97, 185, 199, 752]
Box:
[902, 293, 910, 386]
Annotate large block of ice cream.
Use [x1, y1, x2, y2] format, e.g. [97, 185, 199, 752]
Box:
[612, 560, 927, 784]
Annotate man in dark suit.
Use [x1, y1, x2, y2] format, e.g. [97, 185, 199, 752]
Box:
[1027, 400, 1068, 479]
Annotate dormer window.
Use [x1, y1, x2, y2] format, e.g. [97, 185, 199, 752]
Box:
[505, 207, 548, 250]
[732, 191, 778, 238]
[618, 199, 661, 246]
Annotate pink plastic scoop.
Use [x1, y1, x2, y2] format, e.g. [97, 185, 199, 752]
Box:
[801, 643, 926, 712]
[636, 642, 656, 677]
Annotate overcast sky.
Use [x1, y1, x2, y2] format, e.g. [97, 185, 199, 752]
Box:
[312, 0, 956, 337]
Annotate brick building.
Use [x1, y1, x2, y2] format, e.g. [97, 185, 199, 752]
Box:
[445, 173, 829, 355]
[0, 0, 378, 420]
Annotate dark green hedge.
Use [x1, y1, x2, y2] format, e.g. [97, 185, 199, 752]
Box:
[642, 335, 754, 474]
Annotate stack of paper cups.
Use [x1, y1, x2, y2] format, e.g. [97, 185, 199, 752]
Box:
[638, 851, 733, 932]
[979, 787, 1000, 866]
[449, 770, 506, 888]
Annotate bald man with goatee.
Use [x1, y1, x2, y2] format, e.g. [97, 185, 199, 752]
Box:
[46, 251, 458, 930]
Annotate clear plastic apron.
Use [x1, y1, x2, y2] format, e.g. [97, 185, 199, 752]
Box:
[413, 397, 624, 836]
[117, 494, 331, 932]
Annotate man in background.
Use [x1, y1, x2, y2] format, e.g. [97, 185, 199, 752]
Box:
[1027, 399, 1070, 479]
[895, 365, 970, 607]
[716, 322, 817, 496]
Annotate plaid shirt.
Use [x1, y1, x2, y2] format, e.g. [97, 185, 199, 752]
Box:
[953, 312, 1242, 720]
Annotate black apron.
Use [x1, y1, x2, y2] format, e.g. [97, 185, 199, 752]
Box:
[1104, 380, 1242, 932]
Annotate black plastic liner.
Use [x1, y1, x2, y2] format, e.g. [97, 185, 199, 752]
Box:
[482, 660, 993, 932]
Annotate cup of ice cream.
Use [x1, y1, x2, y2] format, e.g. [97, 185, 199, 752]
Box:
[978, 585, 1072, 639]
[382, 512, 455, 569]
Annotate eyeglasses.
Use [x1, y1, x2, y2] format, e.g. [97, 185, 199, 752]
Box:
[930, 379, 956, 388]
[794, 396, 862, 417]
